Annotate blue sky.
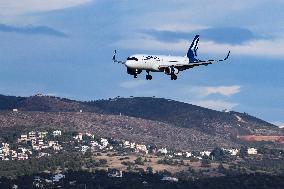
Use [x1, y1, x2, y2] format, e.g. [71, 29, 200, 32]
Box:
[0, 0, 283, 125]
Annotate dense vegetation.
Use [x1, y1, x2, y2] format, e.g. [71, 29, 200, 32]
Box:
[0, 95, 25, 110]
[86, 97, 276, 130]
[1, 170, 284, 189]
[0, 152, 83, 177]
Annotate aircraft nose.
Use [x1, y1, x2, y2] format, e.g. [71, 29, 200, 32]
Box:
[125, 61, 131, 67]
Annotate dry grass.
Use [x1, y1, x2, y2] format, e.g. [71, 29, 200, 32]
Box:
[93, 152, 218, 174]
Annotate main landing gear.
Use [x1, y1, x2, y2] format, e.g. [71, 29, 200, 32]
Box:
[171, 74, 177, 80]
[146, 75, 152, 80]
[146, 71, 152, 80]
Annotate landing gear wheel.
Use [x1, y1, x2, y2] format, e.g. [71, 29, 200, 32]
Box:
[171, 74, 177, 80]
[146, 71, 152, 80]
[146, 75, 152, 80]
[134, 74, 138, 78]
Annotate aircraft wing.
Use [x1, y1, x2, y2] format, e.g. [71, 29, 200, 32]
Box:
[113, 50, 126, 64]
[159, 51, 230, 71]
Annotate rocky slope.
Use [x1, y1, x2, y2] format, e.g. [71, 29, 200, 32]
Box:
[0, 94, 282, 150]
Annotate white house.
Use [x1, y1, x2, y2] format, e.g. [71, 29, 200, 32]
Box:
[197, 156, 203, 160]
[81, 145, 90, 153]
[200, 151, 211, 157]
[161, 177, 179, 182]
[85, 133, 94, 138]
[38, 132, 48, 139]
[108, 170, 123, 178]
[123, 141, 136, 149]
[90, 141, 99, 147]
[31, 140, 37, 145]
[74, 133, 83, 141]
[38, 139, 44, 146]
[12, 109, 18, 112]
[123, 141, 131, 148]
[1, 143, 10, 156]
[18, 135, 28, 143]
[185, 152, 192, 157]
[100, 138, 109, 148]
[52, 144, 62, 151]
[18, 153, 29, 160]
[29, 131, 37, 140]
[136, 144, 148, 154]
[53, 130, 62, 137]
[108, 146, 113, 150]
[0, 151, 4, 160]
[247, 148, 258, 155]
[48, 141, 58, 147]
[157, 148, 168, 154]
[32, 144, 41, 151]
[11, 150, 17, 160]
[18, 148, 32, 155]
[174, 152, 183, 157]
[53, 174, 65, 182]
[41, 144, 50, 149]
[37, 152, 51, 158]
[48, 141, 62, 151]
[228, 149, 239, 156]
[130, 142, 136, 149]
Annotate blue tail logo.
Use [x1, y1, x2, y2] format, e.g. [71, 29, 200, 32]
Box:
[187, 35, 200, 62]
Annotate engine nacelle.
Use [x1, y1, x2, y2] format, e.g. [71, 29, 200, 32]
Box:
[127, 68, 142, 75]
[164, 67, 179, 75]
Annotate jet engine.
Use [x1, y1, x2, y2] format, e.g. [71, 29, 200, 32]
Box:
[164, 67, 179, 75]
[127, 68, 142, 75]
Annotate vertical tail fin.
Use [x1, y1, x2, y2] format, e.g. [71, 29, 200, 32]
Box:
[187, 35, 200, 62]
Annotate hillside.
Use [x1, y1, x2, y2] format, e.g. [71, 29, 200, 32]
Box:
[86, 97, 280, 136]
[0, 94, 283, 150]
[0, 94, 96, 112]
[0, 111, 239, 150]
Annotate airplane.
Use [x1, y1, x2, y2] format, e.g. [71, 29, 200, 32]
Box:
[113, 35, 230, 80]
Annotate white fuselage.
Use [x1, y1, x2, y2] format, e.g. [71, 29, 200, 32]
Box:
[125, 54, 188, 72]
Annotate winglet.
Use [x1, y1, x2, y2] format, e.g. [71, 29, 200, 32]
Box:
[224, 51, 230, 61]
[218, 51, 231, 62]
[112, 50, 125, 64]
[112, 50, 117, 62]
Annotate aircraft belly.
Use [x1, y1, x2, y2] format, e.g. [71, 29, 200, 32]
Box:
[126, 61, 167, 72]
[152, 62, 161, 71]
[137, 61, 156, 71]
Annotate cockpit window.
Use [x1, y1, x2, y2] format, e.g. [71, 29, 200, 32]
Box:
[127, 57, 138, 61]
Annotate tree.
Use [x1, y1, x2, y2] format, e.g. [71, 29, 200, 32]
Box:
[82, 135, 92, 143]
[218, 163, 226, 173]
[187, 166, 196, 175]
[99, 159, 107, 166]
[134, 157, 144, 165]
[201, 158, 211, 167]
[146, 166, 153, 174]
[239, 146, 248, 158]
[83, 150, 93, 158]
[210, 147, 230, 162]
